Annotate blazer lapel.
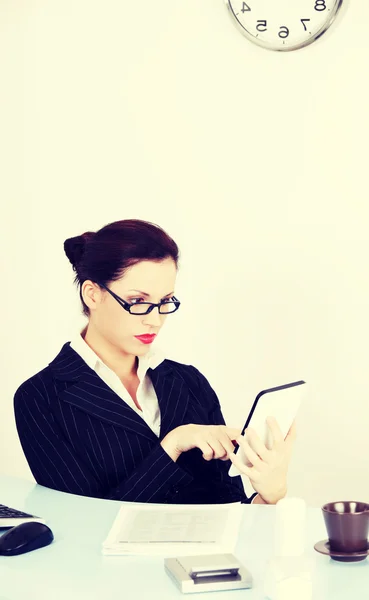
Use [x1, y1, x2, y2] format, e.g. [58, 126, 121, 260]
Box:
[149, 363, 190, 439]
[49, 343, 190, 441]
[49, 343, 156, 441]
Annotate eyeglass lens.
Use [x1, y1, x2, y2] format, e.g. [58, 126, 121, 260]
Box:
[129, 302, 178, 315]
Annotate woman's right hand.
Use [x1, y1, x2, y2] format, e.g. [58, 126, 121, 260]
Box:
[160, 424, 242, 463]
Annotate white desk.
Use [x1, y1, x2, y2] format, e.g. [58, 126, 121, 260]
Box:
[0, 475, 367, 599]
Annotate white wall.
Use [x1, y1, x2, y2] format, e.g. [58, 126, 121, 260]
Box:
[1, 0, 368, 507]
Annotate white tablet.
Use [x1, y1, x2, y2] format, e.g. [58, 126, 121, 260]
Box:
[228, 380, 306, 496]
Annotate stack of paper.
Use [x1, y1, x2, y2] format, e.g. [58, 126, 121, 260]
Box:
[102, 502, 243, 556]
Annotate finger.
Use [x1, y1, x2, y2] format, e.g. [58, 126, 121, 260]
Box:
[285, 420, 297, 450]
[228, 451, 261, 482]
[218, 432, 239, 458]
[237, 435, 264, 469]
[207, 435, 229, 459]
[225, 427, 243, 442]
[266, 416, 284, 446]
[245, 429, 270, 462]
[197, 442, 214, 461]
[286, 420, 297, 441]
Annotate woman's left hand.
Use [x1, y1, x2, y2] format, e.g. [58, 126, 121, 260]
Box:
[228, 417, 297, 504]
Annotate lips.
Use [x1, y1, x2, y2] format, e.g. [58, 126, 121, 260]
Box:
[134, 334, 157, 344]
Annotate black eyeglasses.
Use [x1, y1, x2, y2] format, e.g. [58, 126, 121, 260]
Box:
[95, 282, 181, 315]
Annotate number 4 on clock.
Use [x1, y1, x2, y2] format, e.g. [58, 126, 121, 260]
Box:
[241, 2, 251, 12]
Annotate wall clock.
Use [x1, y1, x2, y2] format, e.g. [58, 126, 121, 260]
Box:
[225, 0, 344, 52]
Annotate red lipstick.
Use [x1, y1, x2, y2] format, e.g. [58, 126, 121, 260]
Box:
[134, 334, 157, 345]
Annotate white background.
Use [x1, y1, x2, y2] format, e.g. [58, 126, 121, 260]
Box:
[0, 0, 368, 507]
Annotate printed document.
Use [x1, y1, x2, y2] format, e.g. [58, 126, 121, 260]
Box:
[102, 502, 243, 556]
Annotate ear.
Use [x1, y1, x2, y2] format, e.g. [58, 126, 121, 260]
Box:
[81, 280, 103, 311]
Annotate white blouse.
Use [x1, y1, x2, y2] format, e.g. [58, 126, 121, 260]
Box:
[70, 329, 164, 437]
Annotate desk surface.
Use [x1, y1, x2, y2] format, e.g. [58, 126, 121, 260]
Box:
[0, 475, 367, 600]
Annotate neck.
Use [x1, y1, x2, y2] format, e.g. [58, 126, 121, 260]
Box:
[82, 324, 138, 380]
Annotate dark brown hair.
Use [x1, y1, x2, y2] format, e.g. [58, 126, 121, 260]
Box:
[64, 219, 180, 316]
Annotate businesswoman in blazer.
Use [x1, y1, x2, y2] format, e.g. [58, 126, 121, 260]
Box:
[14, 219, 296, 505]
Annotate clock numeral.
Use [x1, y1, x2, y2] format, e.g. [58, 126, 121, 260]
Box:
[241, 2, 251, 12]
[301, 18, 311, 31]
[256, 20, 267, 32]
[278, 26, 289, 39]
[314, 0, 327, 10]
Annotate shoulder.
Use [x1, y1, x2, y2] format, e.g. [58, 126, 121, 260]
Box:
[14, 341, 74, 402]
[161, 359, 216, 394]
[13, 365, 54, 405]
[162, 358, 200, 379]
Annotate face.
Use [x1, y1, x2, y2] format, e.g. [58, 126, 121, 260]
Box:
[82, 258, 177, 357]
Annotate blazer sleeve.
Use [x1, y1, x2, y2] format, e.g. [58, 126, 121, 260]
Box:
[14, 384, 193, 503]
[184, 365, 256, 504]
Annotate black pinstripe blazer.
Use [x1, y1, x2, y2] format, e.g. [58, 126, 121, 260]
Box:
[14, 342, 251, 504]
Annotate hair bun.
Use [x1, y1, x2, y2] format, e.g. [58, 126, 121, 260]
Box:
[64, 231, 95, 268]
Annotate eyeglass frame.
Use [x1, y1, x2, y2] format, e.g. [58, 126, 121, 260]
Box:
[89, 281, 181, 315]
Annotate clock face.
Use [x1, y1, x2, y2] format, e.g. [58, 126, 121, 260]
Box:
[226, 0, 344, 52]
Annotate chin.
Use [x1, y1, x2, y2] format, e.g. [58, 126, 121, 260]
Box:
[136, 345, 151, 354]
[117, 343, 148, 356]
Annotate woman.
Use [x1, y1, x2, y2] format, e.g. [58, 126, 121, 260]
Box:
[14, 219, 296, 505]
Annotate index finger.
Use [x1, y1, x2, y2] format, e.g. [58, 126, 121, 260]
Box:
[216, 432, 240, 459]
[225, 427, 243, 443]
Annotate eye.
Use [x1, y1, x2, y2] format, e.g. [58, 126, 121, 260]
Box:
[162, 296, 175, 303]
[129, 297, 146, 304]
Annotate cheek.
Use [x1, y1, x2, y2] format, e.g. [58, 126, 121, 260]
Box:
[110, 309, 137, 338]
[98, 304, 134, 338]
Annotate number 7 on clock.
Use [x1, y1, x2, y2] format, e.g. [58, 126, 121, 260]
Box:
[301, 18, 311, 31]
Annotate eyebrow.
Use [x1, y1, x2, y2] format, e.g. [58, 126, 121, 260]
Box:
[127, 289, 174, 298]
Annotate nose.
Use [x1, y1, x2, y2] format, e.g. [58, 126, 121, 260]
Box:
[142, 305, 163, 328]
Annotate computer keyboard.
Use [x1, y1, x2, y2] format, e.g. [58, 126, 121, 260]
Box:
[0, 504, 45, 528]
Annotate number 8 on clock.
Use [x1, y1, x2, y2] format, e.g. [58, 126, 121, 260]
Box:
[225, 0, 344, 52]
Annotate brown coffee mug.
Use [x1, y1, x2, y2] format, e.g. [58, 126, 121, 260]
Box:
[322, 501, 369, 553]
